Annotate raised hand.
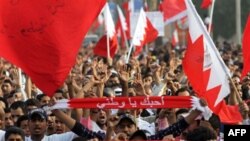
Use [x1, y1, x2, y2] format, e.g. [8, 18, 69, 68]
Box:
[118, 65, 129, 83]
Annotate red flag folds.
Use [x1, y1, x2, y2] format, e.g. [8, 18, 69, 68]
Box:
[0, 0, 105, 96]
[241, 15, 250, 79]
[161, 0, 187, 24]
[201, 0, 213, 9]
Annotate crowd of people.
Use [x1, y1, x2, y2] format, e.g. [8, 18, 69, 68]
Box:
[0, 36, 250, 141]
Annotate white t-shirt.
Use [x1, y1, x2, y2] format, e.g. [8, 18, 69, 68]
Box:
[0, 130, 5, 141]
[25, 132, 77, 141]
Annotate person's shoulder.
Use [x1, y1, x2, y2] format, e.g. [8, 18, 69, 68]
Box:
[47, 132, 77, 140]
[0, 130, 5, 141]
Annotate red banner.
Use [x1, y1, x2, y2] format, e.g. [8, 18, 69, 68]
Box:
[68, 96, 192, 109]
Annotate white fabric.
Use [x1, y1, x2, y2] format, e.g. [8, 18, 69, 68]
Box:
[25, 132, 77, 141]
[152, 83, 166, 96]
[117, 5, 128, 31]
[0, 130, 5, 141]
[191, 97, 212, 120]
[104, 3, 115, 38]
[42, 99, 69, 113]
[137, 117, 155, 135]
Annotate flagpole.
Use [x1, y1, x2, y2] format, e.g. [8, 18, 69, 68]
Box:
[18, 68, 27, 101]
[126, 43, 134, 63]
[208, 0, 215, 34]
[122, 25, 130, 51]
[107, 33, 110, 58]
[236, 0, 241, 45]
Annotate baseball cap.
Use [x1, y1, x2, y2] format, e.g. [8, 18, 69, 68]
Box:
[28, 108, 47, 120]
[117, 114, 137, 126]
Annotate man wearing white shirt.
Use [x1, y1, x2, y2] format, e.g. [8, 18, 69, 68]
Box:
[25, 108, 78, 141]
[0, 129, 5, 141]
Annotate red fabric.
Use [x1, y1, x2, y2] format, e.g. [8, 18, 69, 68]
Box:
[158, 1, 163, 12]
[93, 35, 118, 58]
[241, 14, 250, 79]
[134, 18, 158, 56]
[0, 0, 105, 97]
[183, 34, 205, 95]
[116, 15, 127, 48]
[161, 0, 186, 22]
[201, 0, 212, 9]
[69, 96, 192, 109]
[183, 34, 242, 124]
[122, 1, 131, 39]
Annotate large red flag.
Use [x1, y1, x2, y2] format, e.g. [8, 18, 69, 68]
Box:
[0, 0, 105, 97]
[201, 0, 213, 9]
[183, 0, 242, 124]
[241, 15, 250, 79]
[161, 0, 187, 24]
[94, 3, 118, 58]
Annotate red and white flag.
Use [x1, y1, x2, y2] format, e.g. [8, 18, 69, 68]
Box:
[129, 8, 158, 57]
[241, 15, 250, 79]
[161, 0, 187, 24]
[0, 0, 105, 97]
[94, 3, 118, 58]
[201, 0, 213, 9]
[183, 0, 242, 124]
[116, 5, 129, 48]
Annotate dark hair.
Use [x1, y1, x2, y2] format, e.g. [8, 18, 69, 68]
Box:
[4, 107, 11, 113]
[10, 101, 26, 113]
[36, 94, 47, 101]
[0, 97, 8, 108]
[55, 89, 64, 94]
[5, 126, 25, 140]
[186, 126, 217, 141]
[208, 114, 221, 134]
[3, 79, 13, 86]
[25, 98, 40, 108]
[175, 86, 191, 96]
[16, 115, 29, 127]
[175, 108, 189, 118]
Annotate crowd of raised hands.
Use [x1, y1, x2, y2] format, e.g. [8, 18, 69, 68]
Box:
[0, 41, 250, 141]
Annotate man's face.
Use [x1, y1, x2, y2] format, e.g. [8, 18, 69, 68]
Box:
[11, 107, 24, 123]
[47, 115, 55, 131]
[40, 96, 50, 106]
[143, 76, 153, 86]
[4, 112, 14, 128]
[1, 82, 12, 95]
[55, 117, 66, 134]
[97, 109, 107, 125]
[116, 119, 137, 137]
[6, 134, 24, 141]
[28, 116, 47, 136]
[20, 119, 30, 137]
[54, 93, 64, 100]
